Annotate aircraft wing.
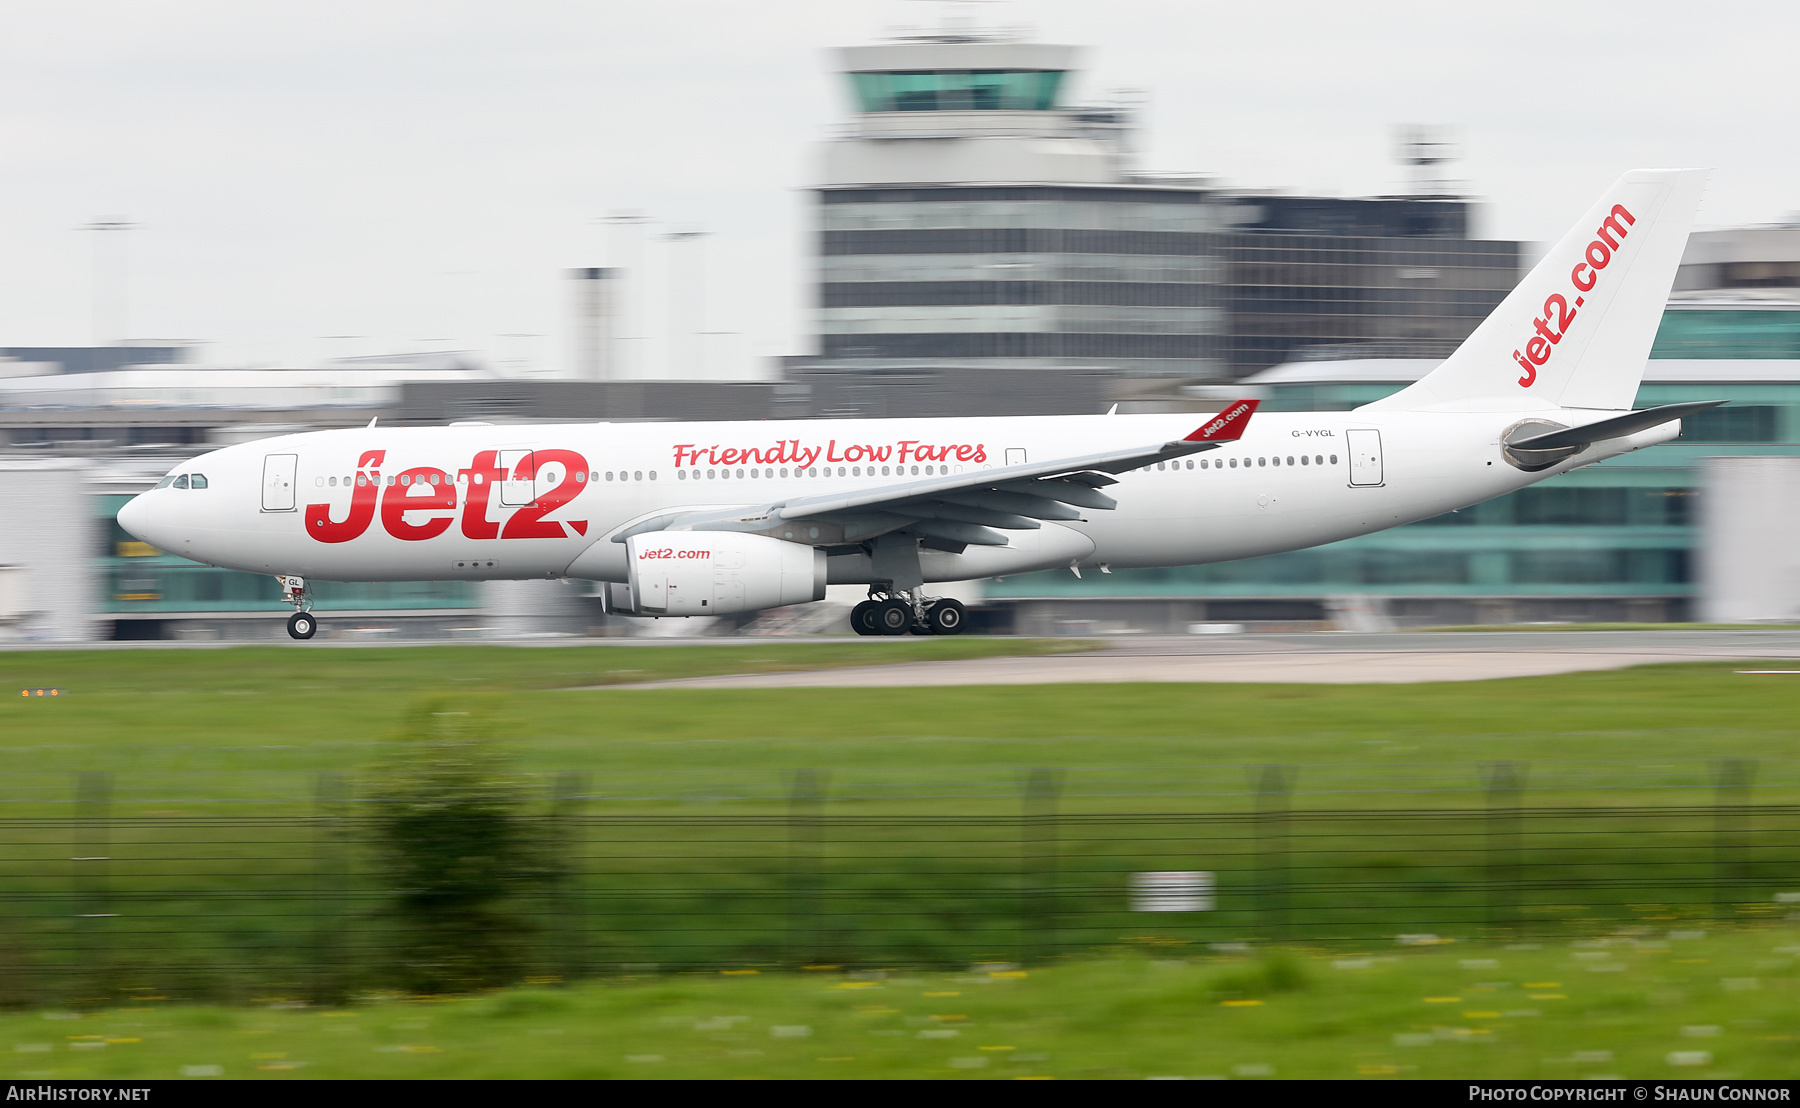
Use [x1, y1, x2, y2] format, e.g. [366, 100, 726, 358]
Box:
[613, 400, 1258, 549]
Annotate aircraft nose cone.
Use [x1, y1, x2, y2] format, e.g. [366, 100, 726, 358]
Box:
[116, 494, 155, 544]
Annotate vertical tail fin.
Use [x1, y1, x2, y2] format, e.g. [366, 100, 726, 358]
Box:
[1368, 169, 1707, 413]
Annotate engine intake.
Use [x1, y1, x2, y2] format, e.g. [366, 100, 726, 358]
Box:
[621, 531, 826, 616]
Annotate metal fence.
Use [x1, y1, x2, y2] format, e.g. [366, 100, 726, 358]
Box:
[0, 761, 1795, 1005]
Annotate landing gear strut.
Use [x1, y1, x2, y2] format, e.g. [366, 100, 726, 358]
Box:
[279, 575, 318, 640]
[850, 589, 967, 636]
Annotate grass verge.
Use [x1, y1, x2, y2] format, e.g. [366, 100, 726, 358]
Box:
[2, 926, 1794, 1080]
[3, 647, 1799, 998]
[1, 646, 1797, 789]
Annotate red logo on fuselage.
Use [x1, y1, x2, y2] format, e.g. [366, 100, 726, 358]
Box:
[304, 449, 590, 544]
[305, 450, 385, 543]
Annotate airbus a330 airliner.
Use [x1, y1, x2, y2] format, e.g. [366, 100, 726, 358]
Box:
[118, 169, 1719, 639]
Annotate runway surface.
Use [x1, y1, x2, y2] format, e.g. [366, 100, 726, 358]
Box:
[618, 630, 1800, 689]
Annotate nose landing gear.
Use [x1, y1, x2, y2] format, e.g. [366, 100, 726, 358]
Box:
[278, 575, 318, 641]
[850, 590, 967, 636]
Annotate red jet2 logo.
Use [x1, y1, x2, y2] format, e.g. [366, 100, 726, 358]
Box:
[1513, 203, 1636, 388]
[305, 449, 590, 543]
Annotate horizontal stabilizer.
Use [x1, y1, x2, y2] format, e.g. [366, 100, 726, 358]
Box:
[1506, 401, 1724, 451]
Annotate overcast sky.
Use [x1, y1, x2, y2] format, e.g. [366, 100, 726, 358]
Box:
[1, 0, 1795, 375]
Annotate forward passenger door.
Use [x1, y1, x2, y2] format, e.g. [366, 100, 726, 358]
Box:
[261, 454, 298, 511]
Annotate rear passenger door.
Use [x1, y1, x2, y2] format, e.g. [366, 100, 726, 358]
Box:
[1346, 429, 1384, 487]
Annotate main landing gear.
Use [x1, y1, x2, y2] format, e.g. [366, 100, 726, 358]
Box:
[279, 575, 317, 640]
[851, 590, 967, 636]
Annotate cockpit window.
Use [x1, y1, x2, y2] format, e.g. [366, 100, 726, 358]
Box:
[153, 476, 176, 489]
[189, 474, 208, 489]
[172, 475, 190, 489]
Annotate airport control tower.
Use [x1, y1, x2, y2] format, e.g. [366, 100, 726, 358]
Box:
[808, 27, 1519, 389]
[812, 28, 1227, 383]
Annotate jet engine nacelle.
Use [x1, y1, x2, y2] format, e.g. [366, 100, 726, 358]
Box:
[621, 531, 826, 616]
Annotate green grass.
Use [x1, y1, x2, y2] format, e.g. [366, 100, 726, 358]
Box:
[3, 927, 1795, 1079]
[2, 637, 1088, 700]
[3, 643, 1797, 798]
[4, 644, 1799, 1000]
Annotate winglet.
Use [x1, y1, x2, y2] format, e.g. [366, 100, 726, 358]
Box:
[1185, 399, 1259, 442]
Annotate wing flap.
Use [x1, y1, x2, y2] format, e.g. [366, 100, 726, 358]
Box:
[939, 490, 1084, 521]
[913, 500, 1045, 530]
[991, 479, 1118, 512]
[912, 519, 1008, 547]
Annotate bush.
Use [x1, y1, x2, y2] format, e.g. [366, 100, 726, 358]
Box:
[1209, 952, 1312, 1001]
[370, 700, 550, 994]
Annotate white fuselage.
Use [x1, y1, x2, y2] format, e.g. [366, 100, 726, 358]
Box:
[118, 409, 1673, 587]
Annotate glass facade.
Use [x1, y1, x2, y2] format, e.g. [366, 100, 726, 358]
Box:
[1650, 307, 1800, 359]
[818, 186, 1225, 376]
[985, 306, 1800, 618]
[850, 70, 1066, 113]
[815, 187, 1521, 377]
[1221, 234, 1518, 369]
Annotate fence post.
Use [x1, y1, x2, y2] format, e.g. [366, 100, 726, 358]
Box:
[1713, 758, 1755, 922]
[1482, 762, 1526, 936]
[1253, 765, 1291, 942]
[550, 771, 587, 983]
[73, 772, 112, 1006]
[787, 770, 825, 967]
[311, 772, 349, 1006]
[1022, 768, 1060, 963]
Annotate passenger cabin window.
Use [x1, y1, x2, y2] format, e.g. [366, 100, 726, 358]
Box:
[190, 474, 208, 489]
[172, 475, 190, 489]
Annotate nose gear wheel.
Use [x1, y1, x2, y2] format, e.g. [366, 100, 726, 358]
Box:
[278, 574, 319, 640]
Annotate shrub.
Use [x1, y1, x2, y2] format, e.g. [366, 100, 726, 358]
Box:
[370, 700, 549, 994]
[1208, 952, 1312, 1001]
